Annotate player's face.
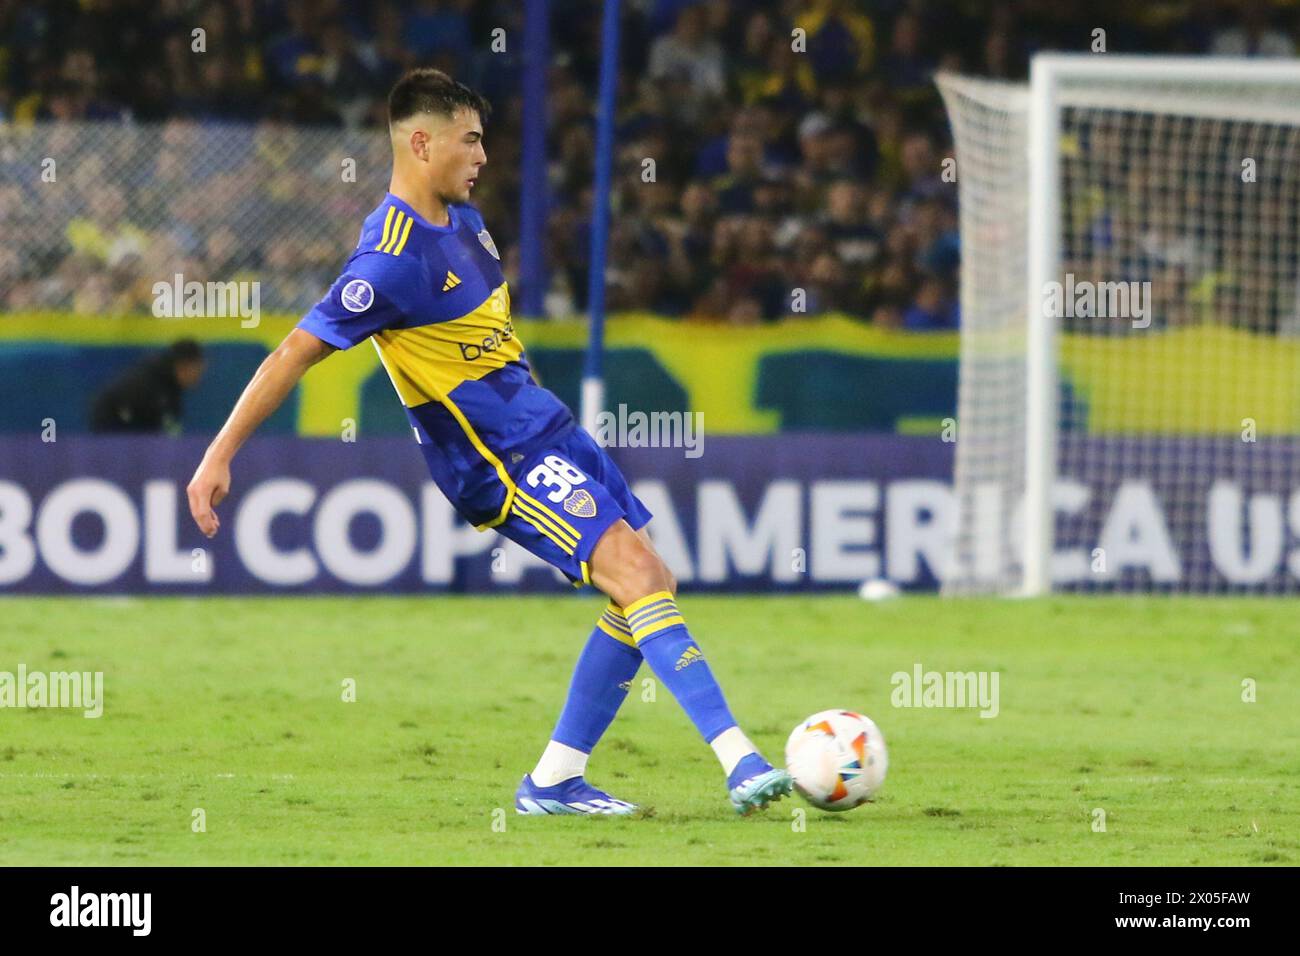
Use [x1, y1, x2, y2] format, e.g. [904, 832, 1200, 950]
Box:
[430, 109, 486, 204]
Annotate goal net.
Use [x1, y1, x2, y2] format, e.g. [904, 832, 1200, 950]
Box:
[938, 56, 1300, 595]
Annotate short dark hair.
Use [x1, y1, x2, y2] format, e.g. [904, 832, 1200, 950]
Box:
[388, 68, 491, 126]
[168, 339, 204, 364]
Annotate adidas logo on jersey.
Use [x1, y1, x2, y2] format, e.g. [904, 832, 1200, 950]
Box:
[441, 271, 462, 292]
[674, 646, 704, 671]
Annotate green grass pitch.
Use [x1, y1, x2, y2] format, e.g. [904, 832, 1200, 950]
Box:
[0, 594, 1296, 866]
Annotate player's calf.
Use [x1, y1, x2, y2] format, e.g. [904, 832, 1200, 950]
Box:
[589, 522, 786, 814]
[523, 601, 642, 807]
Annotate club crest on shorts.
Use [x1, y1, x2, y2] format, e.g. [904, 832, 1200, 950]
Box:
[563, 489, 597, 517]
[477, 228, 500, 260]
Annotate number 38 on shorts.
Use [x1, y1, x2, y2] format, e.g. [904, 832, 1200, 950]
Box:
[526, 454, 589, 503]
[496, 429, 654, 586]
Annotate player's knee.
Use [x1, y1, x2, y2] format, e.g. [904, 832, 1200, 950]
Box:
[634, 546, 673, 595]
[591, 521, 676, 608]
[598, 541, 670, 608]
[620, 546, 671, 604]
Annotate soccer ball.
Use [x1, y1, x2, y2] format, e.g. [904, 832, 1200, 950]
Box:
[785, 709, 888, 811]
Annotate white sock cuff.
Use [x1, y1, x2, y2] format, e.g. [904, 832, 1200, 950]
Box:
[530, 740, 590, 787]
[709, 726, 757, 776]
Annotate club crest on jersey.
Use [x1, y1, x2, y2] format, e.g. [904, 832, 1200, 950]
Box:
[563, 489, 597, 518]
[340, 278, 374, 313]
[477, 228, 500, 260]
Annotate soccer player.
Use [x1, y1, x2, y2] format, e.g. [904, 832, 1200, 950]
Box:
[186, 69, 792, 816]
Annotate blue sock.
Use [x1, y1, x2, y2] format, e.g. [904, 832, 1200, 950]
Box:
[550, 603, 642, 752]
[624, 591, 737, 744]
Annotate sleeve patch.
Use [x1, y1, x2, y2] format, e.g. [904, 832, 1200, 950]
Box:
[340, 278, 375, 313]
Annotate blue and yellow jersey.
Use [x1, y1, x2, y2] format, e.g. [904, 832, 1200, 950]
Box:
[298, 193, 575, 528]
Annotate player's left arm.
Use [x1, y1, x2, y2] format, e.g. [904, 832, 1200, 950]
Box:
[187, 329, 335, 538]
[188, 257, 407, 538]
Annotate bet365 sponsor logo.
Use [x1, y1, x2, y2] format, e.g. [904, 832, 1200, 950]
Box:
[457, 319, 515, 361]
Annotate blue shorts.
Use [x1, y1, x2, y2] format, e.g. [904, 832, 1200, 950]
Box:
[495, 428, 652, 586]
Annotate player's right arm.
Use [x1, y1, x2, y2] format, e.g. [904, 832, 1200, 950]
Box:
[187, 260, 405, 538]
[187, 328, 335, 537]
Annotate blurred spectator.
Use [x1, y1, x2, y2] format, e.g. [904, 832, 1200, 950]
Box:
[877, 11, 935, 105]
[89, 339, 207, 434]
[647, 5, 726, 99]
[902, 277, 959, 331]
[799, 0, 876, 82]
[2, 0, 1287, 331]
[1211, 0, 1295, 56]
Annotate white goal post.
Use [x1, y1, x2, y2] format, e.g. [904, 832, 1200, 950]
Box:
[938, 55, 1300, 595]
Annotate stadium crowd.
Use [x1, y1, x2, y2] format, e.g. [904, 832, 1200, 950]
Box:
[0, 0, 1296, 327]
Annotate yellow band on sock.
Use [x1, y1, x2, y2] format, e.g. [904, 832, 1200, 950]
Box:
[624, 591, 686, 644]
[623, 591, 673, 617]
[595, 600, 636, 647]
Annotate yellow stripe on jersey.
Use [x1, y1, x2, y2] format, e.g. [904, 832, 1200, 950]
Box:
[390, 215, 414, 256]
[370, 282, 522, 530]
[379, 211, 408, 254]
[440, 393, 518, 530]
[371, 283, 519, 406]
[375, 206, 396, 252]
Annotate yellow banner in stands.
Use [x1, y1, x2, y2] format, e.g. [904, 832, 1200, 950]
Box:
[5, 314, 1294, 436]
[1059, 324, 1300, 435]
[0, 313, 958, 435]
